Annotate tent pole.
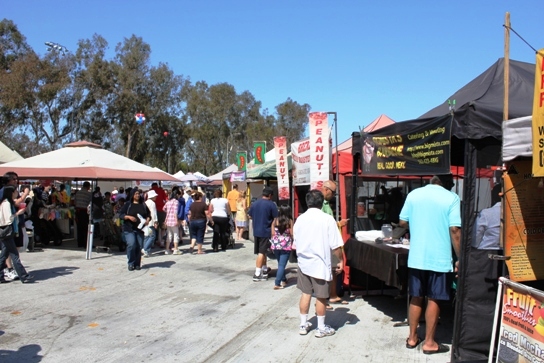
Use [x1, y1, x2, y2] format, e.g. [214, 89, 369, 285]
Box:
[328, 112, 340, 221]
[504, 12, 510, 121]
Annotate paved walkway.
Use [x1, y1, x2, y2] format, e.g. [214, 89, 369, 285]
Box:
[0, 232, 455, 362]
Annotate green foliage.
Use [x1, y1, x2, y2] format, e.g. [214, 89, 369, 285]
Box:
[0, 19, 311, 176]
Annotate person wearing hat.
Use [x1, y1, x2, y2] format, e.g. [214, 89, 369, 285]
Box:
[248, 186, 278, 281]
[142, 189, 159, 257]
[399, 174, 461, 354]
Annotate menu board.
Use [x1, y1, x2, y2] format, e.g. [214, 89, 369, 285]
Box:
[496, 278, 544, 363]
[504, 160, 544, 281]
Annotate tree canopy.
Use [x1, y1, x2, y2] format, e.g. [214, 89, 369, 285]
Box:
[0, 19, 311, 175]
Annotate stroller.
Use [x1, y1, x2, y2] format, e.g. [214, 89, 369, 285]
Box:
[225, 216, 236, 249]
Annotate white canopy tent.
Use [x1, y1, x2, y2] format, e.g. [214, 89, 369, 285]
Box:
[0, 141, 179, 182]
[0, 141, 179, 259]
[0, 140, 23, 164]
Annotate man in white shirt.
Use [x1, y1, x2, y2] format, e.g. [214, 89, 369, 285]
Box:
[294, 189, 344, 338]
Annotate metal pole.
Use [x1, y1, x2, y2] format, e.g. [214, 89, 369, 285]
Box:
[327, 112, 340, 221]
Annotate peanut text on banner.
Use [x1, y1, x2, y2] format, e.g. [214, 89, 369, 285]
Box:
[532, 49, 544, 176]
[308, 112, 330, 190]
[274, 136, 290, 200]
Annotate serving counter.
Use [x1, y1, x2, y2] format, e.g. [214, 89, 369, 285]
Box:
[344, 236, 409, 291]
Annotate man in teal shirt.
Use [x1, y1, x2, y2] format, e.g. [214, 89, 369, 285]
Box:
[399, 174, 461, 355]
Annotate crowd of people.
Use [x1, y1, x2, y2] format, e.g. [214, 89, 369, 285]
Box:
[0, 171, 467, 354]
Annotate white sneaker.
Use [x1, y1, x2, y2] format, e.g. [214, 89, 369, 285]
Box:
[172, 250, 181, 255]
[165, 250, 171, 255]
[299, 322, 312, 335]
[5, 270, 18, 281]
[142, 250, 149, 258]
[314, 325, 335, 338]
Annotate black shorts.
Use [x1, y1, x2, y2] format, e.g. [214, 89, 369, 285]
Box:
[254, 236, 270, 255]
[408, 268, 452, 300]
[157, 211, 166, 226]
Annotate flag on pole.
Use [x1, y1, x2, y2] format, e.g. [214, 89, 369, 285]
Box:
[236, 151, 247, 171]
[308, 112, 330, 190]
[253, 141, 266, 165]
[274, 136, 290, 200]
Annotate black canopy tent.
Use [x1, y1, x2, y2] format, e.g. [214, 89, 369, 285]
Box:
[351, 58, 535, 362]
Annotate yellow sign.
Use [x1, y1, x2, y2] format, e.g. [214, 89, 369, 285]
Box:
[532, 49, 544, 176]
[504, 160, 544, 281]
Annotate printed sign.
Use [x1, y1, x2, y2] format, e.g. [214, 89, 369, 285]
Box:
[532, 49, 544, 177]
[230, 171, 246, 182]
[503, 160, 544, 281]
[496, 278, 544, 363]
[309, 112, 330, 189]
[361, 114, 452, 176]
[236, 152, 247, 171]
[274, 136, 290, 200]
[291, 138, 310, 186]
[254, 141, 266, 165]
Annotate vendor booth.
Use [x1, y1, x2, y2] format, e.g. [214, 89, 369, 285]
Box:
[345, 58, 535, 362]
[0, 141, 179, 259]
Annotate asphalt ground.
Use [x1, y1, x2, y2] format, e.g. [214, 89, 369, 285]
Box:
[0, 231, 455, 363]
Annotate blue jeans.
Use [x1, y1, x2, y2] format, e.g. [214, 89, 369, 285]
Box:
[273, 250, 290, 287]
[123, 231, 143, 267]
[0, 236, 28, 279]
[189, 219, 206, 244]
[143, 227, 156, 254]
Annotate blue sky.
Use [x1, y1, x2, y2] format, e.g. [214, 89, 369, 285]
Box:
[3, 1, 542, 144]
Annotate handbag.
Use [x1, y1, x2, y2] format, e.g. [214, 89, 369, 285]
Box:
[289, 249, 298, 263]
[0, 224, 13, 238]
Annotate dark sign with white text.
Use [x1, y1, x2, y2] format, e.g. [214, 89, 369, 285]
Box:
[360, 115, 452, 176]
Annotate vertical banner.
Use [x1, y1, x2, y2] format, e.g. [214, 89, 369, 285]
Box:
[309, 112, 329, 190]
[274, 136, 290, 200]
[532, 49, 544, 176]
[503, 160, 544, 281]
[236, 151, 247, 171]
[291, 138, 311, 186]
[254, 141, 266, 165]
[496, 278, 544, 363]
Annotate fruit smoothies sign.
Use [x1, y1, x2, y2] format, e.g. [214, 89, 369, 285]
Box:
[308, 112, 330, 190]
[254, 141, 266, 165]
[291, 138, 310, 186]
[274, 136, 290, 200]
[361, 114, 452, 176]
[503, 160, 544, 281]
[531, 49, 544, 177]
[496, 278, 544, 363]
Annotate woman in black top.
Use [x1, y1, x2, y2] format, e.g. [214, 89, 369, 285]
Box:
[119, 189, 150, 271]
[188, 192, 209, 255]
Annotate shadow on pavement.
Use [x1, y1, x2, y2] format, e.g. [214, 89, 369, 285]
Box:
[30, 267, 79, 282]
[361, 292, 455, 344]
[142, 261, 176, 269]
[328, 306, 361, 330]
[0, 344, 43, 362]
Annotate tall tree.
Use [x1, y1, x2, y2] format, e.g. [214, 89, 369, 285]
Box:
[73, 34, 114, 147]
[273, 97, 311, 145]
[108, 35, 152, 160]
